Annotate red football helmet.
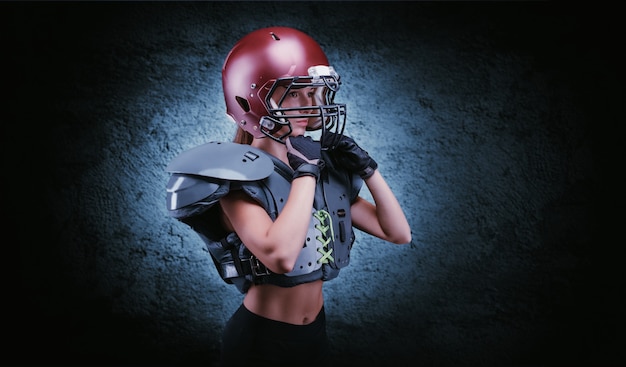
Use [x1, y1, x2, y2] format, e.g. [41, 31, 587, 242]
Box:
[222, 27, 346, 146]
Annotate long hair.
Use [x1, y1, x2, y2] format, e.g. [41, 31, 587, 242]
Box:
[233, 127, 253, 145]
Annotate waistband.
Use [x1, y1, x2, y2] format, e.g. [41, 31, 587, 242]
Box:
[236, 303, 326, 340]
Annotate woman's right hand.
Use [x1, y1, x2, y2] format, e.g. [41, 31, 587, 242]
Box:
[286, 136, 322, 180]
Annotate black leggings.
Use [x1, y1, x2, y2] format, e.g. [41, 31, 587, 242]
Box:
[220, 304, 330, 367]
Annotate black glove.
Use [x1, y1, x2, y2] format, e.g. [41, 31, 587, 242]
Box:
[286, 135, 323, 180]
[329, 134, 378, 179]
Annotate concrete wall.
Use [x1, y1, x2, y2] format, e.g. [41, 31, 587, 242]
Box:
[7, 2, 620, 366]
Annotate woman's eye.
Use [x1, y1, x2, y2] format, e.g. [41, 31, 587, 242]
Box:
[289, 92, 298, 98]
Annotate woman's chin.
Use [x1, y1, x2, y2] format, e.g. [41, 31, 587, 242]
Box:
[290, 127, 307, 136]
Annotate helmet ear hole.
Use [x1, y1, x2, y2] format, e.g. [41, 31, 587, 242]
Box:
[235, 96, 250, 112]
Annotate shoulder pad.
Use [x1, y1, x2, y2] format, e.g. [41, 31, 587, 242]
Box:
[166, 141, 274, 181]
[166, 173, 226, 212]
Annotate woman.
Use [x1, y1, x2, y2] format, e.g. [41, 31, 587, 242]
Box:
[166, 26, 411, 366]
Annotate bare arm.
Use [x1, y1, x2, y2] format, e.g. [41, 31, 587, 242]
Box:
[351, 170, 412, 244]
[220, 176, 316, 273]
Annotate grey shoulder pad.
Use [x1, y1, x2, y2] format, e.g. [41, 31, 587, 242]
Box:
[166, 141, 274, 181]
[166, 173, 226, 212]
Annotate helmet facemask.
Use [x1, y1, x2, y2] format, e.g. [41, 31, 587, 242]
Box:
[262, 66, 346, 149]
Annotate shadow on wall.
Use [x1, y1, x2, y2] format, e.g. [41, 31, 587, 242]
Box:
[7, 2, 621, 366]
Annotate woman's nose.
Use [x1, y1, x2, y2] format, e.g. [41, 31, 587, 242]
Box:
[298, 103, 311, 112]
[299, 97, 316, 111]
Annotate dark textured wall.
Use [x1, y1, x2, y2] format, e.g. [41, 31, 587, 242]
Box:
[6, 2, 621, 366]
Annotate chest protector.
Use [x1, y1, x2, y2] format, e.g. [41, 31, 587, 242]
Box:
[165, 141, 362, 293]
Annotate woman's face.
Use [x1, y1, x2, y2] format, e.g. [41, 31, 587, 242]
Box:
[271, 85, 323, 137]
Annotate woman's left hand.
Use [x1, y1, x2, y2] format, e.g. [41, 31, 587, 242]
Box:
[328, 134, 378, 179]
